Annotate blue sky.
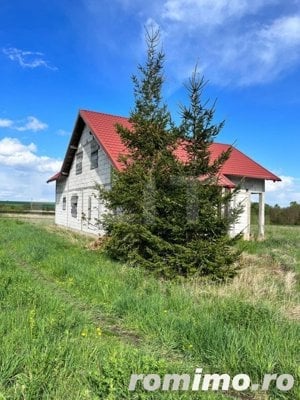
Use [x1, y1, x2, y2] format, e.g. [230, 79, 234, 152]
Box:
[0, 0, 299, 205]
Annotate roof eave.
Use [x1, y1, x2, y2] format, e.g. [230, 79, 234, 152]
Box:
[46, 172, 62, 183]
[226, 173, 281, 182]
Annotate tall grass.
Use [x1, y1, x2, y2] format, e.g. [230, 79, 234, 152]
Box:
[0, 244, 229, 400]
[0, 219, 299, 399]
[239, 225, 300, 274]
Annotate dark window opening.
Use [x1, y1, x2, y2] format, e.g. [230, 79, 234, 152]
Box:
[71, 195, 78, 218]
[88, 196, 92, 220]
[90, 141, 99, 170]
[76, 152, 83, 175]
[62, 197, 66, 210]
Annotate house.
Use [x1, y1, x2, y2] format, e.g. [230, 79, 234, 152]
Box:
[47, 110, 281, 239]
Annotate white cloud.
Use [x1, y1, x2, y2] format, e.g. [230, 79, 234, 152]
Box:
[164, 12, 300, 86]
[0, 118, 13, 128]
[2, 47, 57, 70]
[0, 116, 48, 132]
[0, 137, 61, 172]
[266, 175, 300, 206]
[0, 137, 36, 155]
[0, 168, 56, 202]
[15, 116, 48, 132]
[162, 0, 279, 26]
[0, 137, 61, 202]
[224, 15, 300, 85]
[266, 175, 294, 193]
[110, 0, 300, 86]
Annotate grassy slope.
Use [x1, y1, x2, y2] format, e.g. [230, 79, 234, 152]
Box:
[0, 219, 299, 399]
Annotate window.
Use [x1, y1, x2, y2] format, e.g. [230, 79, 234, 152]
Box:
[71, 195, 78, 218]
[62, 197, 66, 210]
[90, 141, 99, 169]
[76, 152, 83, 175]
[88, 196, 92, 220]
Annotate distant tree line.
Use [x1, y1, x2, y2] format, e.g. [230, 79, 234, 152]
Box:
[252, 202, 300, 225]
[0, 201, 55, 213]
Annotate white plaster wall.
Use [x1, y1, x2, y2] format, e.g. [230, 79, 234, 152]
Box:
[55, 179, 68, 227]
[55, 124, 111, 235]
[228, 176, 265, 193]
[229, 189, 251, 239]
[227, 177, 265, 238]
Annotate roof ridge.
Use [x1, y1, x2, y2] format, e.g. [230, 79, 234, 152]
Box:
[77, 114, 241, 151]
[80, 109, 128, 120]
[211, 142, 233, 147]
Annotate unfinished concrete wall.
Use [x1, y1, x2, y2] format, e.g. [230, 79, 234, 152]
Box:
[55, 124, 111, 235]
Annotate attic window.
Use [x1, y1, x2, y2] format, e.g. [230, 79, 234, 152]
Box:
[76, 152, 83, 175]
[90, 141, 99, 170]
[71, 195, 78, 218]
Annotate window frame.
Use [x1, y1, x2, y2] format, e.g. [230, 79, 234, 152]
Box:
[88, 196, 92, 220]
[71, 195, 78, 218]
[90, 141, 99, 170]
[62, 196, 66, 210]
[75, 151, 83, 175]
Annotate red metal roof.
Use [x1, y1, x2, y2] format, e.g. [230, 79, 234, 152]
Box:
[81, 110, 130, 171]
[211, 143, 280, 181]
[47, 172, 61, 183]
[215, 174, 236, 188]
[47, 110, 280, 185]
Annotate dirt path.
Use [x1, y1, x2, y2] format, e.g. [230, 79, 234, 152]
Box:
[10, 253, 258, 400]
[13, 254, 141, 345]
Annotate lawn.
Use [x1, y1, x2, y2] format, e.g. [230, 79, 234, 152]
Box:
[0, 219, 299, 399]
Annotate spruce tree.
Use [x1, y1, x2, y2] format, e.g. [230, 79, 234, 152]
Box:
[170, 70, 241, 278]
[99, 30, 240, 279]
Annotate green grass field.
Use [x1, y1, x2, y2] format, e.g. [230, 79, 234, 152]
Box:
[0, 219, 299, 399]
[0, 201, 54, 214]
